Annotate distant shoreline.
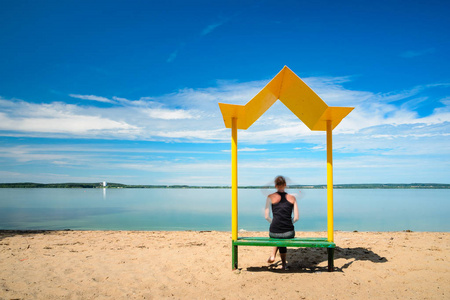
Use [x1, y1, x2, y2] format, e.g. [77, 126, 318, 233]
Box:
[0, 182, 449, 189]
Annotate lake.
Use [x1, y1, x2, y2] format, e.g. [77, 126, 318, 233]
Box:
[0, 188, 448, 232]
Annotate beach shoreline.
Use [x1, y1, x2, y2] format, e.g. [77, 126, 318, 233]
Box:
[1, 230, 448, 299]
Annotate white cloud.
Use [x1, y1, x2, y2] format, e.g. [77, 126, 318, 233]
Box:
[440, 96, 450, 106]
[239, 147, 267, 152]
[0, 145, 70, 163]
[0, 75, 449, 155]
[201, 20, 226, 36]
[0, 169, 132, 184]
[7, 91, 450, 186]
[222, 147, 268, 153]
[161, 175, 229, 186]
[69, 94, 114, 103]
[154, 128, 227, 141]
[167, 50, 178, 63]
[0, 113, 136, 134]
[143, 107, 196, 120]
[400, 48, 435, 58]
[0, 99, 140, 137]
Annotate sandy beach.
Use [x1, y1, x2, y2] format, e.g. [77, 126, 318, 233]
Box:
[0, 230, 448, 299]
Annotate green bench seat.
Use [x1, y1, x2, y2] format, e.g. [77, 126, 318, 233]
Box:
[232, 237, 335, 271]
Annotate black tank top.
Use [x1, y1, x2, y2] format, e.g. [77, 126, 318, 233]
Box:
[269, 192, 294, 233]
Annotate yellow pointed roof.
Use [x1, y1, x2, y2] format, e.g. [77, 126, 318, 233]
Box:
[219, 66, 354, 131]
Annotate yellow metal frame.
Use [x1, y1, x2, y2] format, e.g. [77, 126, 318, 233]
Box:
[231, 117, 238, 241]
[326, 120, 334, 242]
[219, 66, 353, 245]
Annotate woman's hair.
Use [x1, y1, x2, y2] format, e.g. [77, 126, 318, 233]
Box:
[274, 175, 286, 187]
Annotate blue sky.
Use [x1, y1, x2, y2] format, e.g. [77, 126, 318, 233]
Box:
[0, 0, 449, 185]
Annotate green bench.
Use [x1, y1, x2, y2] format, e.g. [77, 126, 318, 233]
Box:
[232, 237, 335, 271]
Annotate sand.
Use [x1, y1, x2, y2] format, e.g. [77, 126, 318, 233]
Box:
[0, 230, 448, 299]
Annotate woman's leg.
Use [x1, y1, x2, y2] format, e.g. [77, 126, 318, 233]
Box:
[268, 231, 294, 269]
[280, 252, 287, 269]
[279, 247, 288, 270]
[268, 247, 278, 263]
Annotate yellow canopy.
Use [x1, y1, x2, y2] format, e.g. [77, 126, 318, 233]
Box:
[219, 66, 354, 131]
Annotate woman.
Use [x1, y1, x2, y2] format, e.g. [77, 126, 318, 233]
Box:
[265, 175, 299, 270]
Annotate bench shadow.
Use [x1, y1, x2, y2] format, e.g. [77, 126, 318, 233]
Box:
[246, 246, 388, 273]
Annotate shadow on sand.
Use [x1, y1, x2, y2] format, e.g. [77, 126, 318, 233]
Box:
[246, 246, 388, 273]
[0, 230, 68, 241]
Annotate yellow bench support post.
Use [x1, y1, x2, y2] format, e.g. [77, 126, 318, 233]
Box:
[326, 120, 334, 243]
[219, 66, 353, 271]
[326, 120, 335, 271]
[231, 117, 238, 269]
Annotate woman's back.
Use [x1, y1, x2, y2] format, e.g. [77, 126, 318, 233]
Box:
[269, 191, 294, 233]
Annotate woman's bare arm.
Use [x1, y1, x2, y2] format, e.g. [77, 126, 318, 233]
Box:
[265, 196, 272, 223]
[292, 197, 299, 223]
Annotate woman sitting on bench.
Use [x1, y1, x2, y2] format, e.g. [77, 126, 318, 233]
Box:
[265, 175, 299, 270]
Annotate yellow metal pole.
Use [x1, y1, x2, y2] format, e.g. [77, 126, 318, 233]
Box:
[231, 117, 238, 241]
[326, 120, 334, 242]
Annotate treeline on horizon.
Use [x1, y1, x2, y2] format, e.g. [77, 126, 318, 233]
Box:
[0, 182, 449, 189]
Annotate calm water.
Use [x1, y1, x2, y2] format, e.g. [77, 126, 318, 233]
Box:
[0, 188, 448, 232]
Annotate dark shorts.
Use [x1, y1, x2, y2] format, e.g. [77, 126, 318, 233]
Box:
[269, 230, 295, 254]
[269, 230, 295, 239]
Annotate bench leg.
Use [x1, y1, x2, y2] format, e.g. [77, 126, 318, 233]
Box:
[327, 248, 334, 272]
[232, 244, 238, 270]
